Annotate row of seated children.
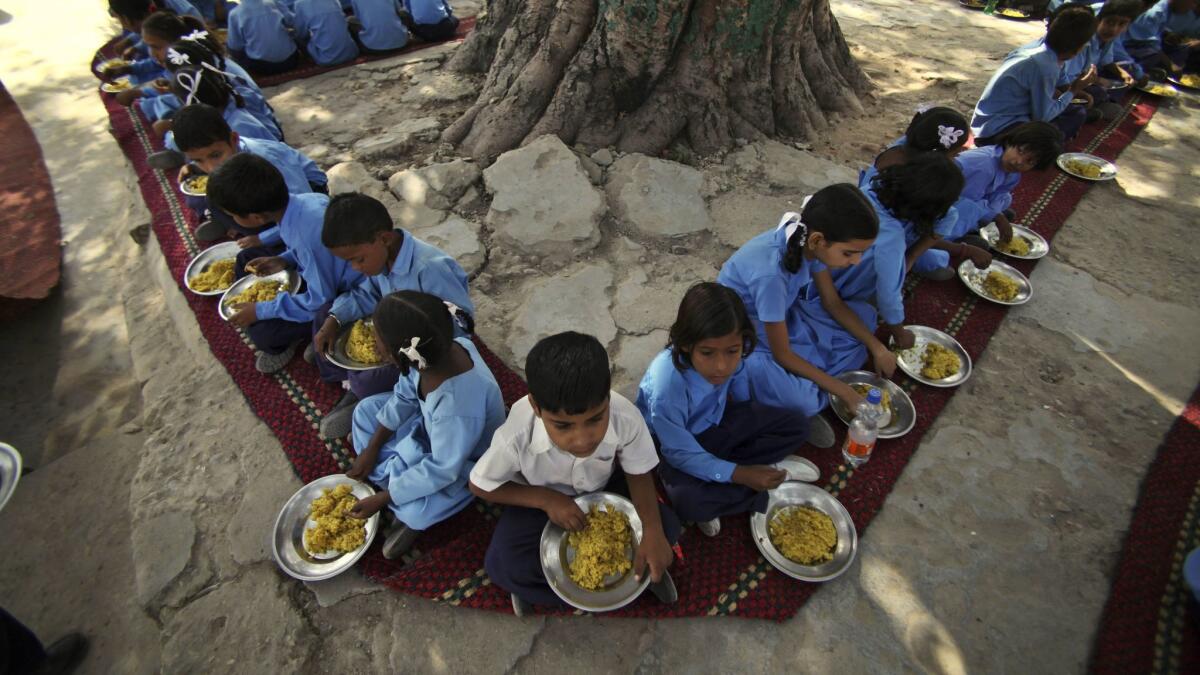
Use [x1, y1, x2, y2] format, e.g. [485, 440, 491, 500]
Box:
[1051, 0, 1200, 72]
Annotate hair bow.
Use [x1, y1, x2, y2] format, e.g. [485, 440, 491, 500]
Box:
[937, 125, 964, 149]
[166, 47, 191, 66]
[182, 29, 209, 42]
[176, 69, 203, 105]
[399, 337, 427, 370]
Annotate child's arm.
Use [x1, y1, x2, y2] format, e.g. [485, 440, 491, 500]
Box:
[625, 470, 673, 583]
[345, 422, 392, 481]
[812, 269, 896, 378]
[318, 277, 381, 353]
[469, 481, 587, 531]
[764, 321, 863, 409]
[872, 236, 916, 351]
[647, 394, 781, 488]
[379, 412, 485, 504]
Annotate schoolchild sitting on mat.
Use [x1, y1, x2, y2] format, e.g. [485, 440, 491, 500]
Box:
[1057, 0, 1144, 122]
[636, 282, 810, 537]
[207, 154, 362, 373]
[866, 106, 971, 180]
[225, 0, 301, 76]
[716, 184, 881, 442]
[292, 0, 360, 66]
[470, 332, 679, 616]
[1122, 0, 1198, 77]
[346, 290, 506, 560]
[312, 193, 474, 440]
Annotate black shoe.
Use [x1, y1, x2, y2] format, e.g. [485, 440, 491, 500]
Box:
[147, 149, 185, 170]
[194, 219, 226, 242]
[319, 391, 359, 440]
[381, 523, 420, 559]
[649, 571, 678, 604]
[510, 592, 533, 617]
[33, 632, 89, 675]
[1085, 107, 1103, 123]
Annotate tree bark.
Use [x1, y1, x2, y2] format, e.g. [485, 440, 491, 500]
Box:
[445, 0, 870, 163]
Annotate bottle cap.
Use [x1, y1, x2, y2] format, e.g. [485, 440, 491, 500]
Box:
[867, 387, 882, 404]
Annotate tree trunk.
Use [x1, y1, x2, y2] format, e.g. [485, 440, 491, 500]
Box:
[444, 0, 870, 163]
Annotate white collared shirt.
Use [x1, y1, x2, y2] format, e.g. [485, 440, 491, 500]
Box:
[469, 392, 659, 496]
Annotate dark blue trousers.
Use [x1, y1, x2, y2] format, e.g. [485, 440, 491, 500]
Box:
[657, 402, 809, 523]
[484, 474, 681, 607]
[0, 607, 43, 674]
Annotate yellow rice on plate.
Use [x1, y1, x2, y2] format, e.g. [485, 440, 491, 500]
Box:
[1063, 159, 1103, 178]
[190, 258, 235, 293]
[920, 342, 962, 380]
[995, 235, 1032, 256]
[567, 505, 632, 591]
[227, 279, 284, 306]
[183, 175, 208, 193]
[303, 484, 366, 554]
[768, 505, 837, 565]
[982, 270, 1020, 302]
[346, 320, 382, 364]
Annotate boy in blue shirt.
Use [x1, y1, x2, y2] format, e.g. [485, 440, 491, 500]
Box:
[400, 0, 458, 42]
[311, 193, 474, 439]
[293, 0, 360, 65]
[226, 0, 301, 75]
[1122, 0, 1198, 76]
[207, 154, 362, 373]
[971, 3, 1099, 144]
[470, 332, 679, 616]
[349, 0, 409, 52]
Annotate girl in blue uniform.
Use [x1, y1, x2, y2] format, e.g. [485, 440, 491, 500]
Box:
[347, 290, 507, 559]
[867, 107, 971, 179]
[636, 283, 811, 536]
[796, 155, 965, 376]
[717, 184, 881, 444]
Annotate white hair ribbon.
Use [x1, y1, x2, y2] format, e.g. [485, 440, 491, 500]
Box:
[176, 69, 203, 105]
[399, 337, 427, 370]
[776, 195, 814, 247]
[937, 125, 964, 149]
[444, 301, 462, 316]
[915, 102, 934, 114]
[166, 47, 191, 66]
[182, 29, 209, 41]
[199, 61, 240, 83]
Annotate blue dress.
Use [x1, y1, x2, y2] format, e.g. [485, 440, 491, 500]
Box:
[350, 337, 507, 530]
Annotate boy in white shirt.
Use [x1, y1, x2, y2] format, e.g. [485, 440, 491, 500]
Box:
[470, 332, 679, 616]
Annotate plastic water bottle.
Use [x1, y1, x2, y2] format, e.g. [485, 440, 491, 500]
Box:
[842, 388, 884, 467]
[983, 0, 999, 14]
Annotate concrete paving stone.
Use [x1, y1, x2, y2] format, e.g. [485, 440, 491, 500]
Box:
[507, 263, 616, 362]
[612, 329, 668, 400]
[606, 153, 711, 237]
[400, 71, 478, 104]
[410, 215, 486, 276]
[132, 511, 196, 606]
[388, 158, 481, 210]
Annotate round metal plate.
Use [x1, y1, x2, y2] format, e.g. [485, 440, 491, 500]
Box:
[539, 492, 651, 613]
[179, 172, 208, 197]
[980, 222, 1048, 260]
[271, 475, 380, 582]
[957, 259, 1032, 306]
[0, 443, 22, 514]
[218, 270, 300, 321]
[326, 320, 388, 371]
[958, 0, 986, 8]
[1137, 82, 1179, 98]
[183, 241, 240, 296]
[830, 370, 916, 439]
[99, 77, 133, 93]
[895, 325, 972, 388]
[996, 7, 1033, 19]
[774, 456, 820, 483]
[750, 482, 858, 582]
[1169, 74, 1200, 91]
[1056, 152, 1117, 181]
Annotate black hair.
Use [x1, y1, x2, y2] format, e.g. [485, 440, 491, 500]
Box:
[206, 153, 289, 217]
[171, 104, 233, 152]
[870, 153, 964, 238]
[667, 282, 756, 371]
[170, 65, 234, 109]
[321, 193, 396, 249]
[165, 40, 245, 108]
[109, 0, 154, 23]
[781, 183, 879, 273]
[372, 290, 456, 375]
[1045, 3, 1097, 55]
[525, 332, 611, 415]
[904, 107, 970, 153]
[1098, 0, 1145, 21]
[1000, 121, 1064, 170]
[142, 11, 223, 55]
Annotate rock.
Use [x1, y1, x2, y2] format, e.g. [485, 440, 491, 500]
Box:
[707, 191, 805, 248]
[383, 193, 447, 230]
[410, 216, 486, 276]
[455, 185, 482, 211]
[507, 263, 616, 360]
[326, 161, 382, 196]
[726, 140, 856, 192]
[612, 330, 668, 400]
[132, 511, 195, 606]
[351, 118, 442, 159]
[303, 569, 383, 608]
[483, 135, 605, 260]
[579, 155, 604, 185]
[226, 475, 298, 566]
[401, 71, 477, 104]
[388, 159, 481, 211]
[605, 154, 711, 237]
[612, 257, 718, 335]
[300, 143, 331, 160]
[591, 148, 614, 167]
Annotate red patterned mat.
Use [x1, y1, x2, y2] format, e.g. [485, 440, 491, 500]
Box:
[1090, 386, 1200, 674]
[0, 81, 62, 320]
[93, 36, 1160, 618]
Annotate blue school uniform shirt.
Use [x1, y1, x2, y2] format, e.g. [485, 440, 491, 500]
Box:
[971, 40, 1074, 139]
[1125, 0, 1172, 48]
[716, 212, 823, 351]
[1166, 9, 1200, 36]
[402, 0, 453, 25]
[138, 59, 282, 140]
[236, 136, 327, 247]
[371, 337, 506, 501]
[293, 0, 360, 65]
[329, 230, 474, 330]
[164, 100, 280, 151]
[1059, 33, 1120, 86]
[255, 193, 364, 322]
[190, 0, 220, 22]
[953, 145, 1019, 232]
[350, 0, 409, 51]
[636, 349, 751, 483]
[227, 0, 300, 63]
[1110, 37, 1147, 79]
[163, 0, 205, 19]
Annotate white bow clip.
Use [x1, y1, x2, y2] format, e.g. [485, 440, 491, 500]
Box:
[166, 47, 191, 66]
[182, 29, 209, 42]
[399, 337, 427, 370]
[937, 125, 964, 149]
[176, 70, 203, 105]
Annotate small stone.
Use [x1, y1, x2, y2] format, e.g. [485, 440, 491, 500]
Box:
[410, 216, 486, 276]
[508, 263, 616, 360]
[401, 71, 477, 104]
[351, 118, 442, 159]
[326, 161, 382, 196]
[388, 159, 481, 210]
[133, 511, 195, 605]
[120, 420, 143, 434]
[578, 155, 604, 185]
[606, 154, 711, 237]
[590, 148, 614, 167]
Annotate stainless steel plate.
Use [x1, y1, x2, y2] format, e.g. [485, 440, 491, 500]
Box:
[0, 442, 22, 513]
[830, 370, 916, 439]
[980, 222, 1048, 260]
[957, 259, 1032, 306]
[218, 270, 300, 320]
[1137, 82, 1179, 98]
[99, 77, 133, 93]
[1169, 74, 1200, 91]
[539, 492, 651, 613]
[179, 172, 208, 197]
[271, 475, 380, 582]
[750, 482, 858, 582]
[327, 320, 388, 371]
[894, 325, 972, 388]
[183, 241, 240, 296]
[774, 456, 819, 483]
[1056, 152, 1117, 181]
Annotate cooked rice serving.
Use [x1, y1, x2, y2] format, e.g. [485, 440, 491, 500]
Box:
[982, 271, 1020, 302]
[184, 175, 208, 193]
[920, 342, 961, 380]
[303, 484, 366, 554]
[768, 505, 837, 565]
[567, 505, 632, 591]
[190, 258, 234, 293]
[104, 78, 132, 91]
[227, 279, 284, 307]
[995, 235, 1031, 256]
[346, 320, 382, 364]
[1063, 159, 1103, 178]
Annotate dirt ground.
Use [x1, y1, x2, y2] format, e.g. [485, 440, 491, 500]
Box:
[1, 0, 1199, 673]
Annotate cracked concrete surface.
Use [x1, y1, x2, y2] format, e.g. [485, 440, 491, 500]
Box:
[1, 0, 1198, 673]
